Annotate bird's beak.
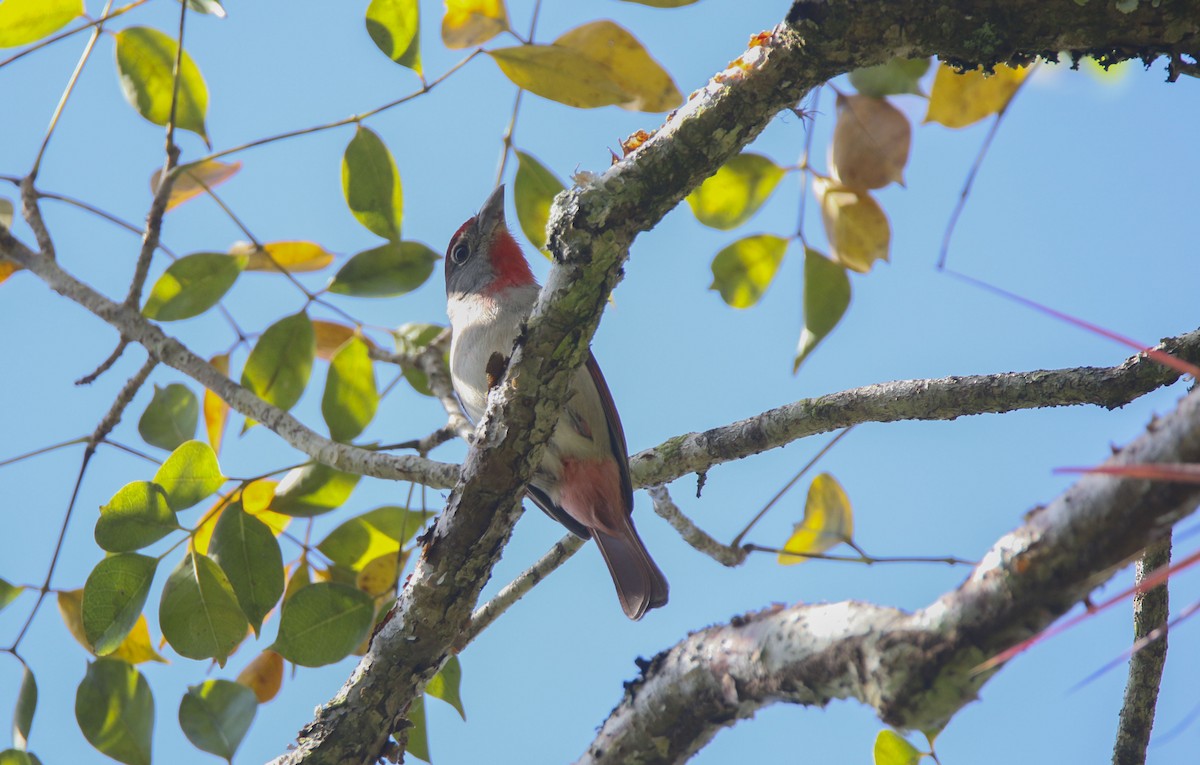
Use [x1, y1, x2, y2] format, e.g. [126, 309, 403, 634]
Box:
[477, 185, 507, 239]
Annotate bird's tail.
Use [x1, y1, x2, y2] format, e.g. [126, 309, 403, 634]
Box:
[593, 518, 669, 621]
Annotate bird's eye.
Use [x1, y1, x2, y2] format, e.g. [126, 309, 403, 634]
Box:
[451, 243, 470, 265]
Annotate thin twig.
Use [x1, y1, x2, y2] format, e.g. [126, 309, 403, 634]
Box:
[744, 544, 973, 566]
[936, 64, 1036, 270]
[648, 485, 747, 567]
[76, 338, 130, 385]
[731, 426, 854, 547]
[6, 355, 157, 651]
[0, 436, 88, 469]
[31, 0, 116, 177]
[19, 176, 54, 259]
[460, 533, 585, 649]
[1112, 535, 1171, 765]
[195, 50, 483, 165]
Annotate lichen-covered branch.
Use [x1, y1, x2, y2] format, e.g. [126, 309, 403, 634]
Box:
[631, 328, 1200, 488]
[580, 388, 1200, 764]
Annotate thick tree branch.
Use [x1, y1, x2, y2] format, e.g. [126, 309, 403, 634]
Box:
[631, 328, 1200, 488]
[581, 388, 1200, 763]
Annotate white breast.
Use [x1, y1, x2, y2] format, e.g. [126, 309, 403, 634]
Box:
[446, 286, 539, 422]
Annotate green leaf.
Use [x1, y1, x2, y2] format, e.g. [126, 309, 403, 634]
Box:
[514, 151, 564, 255]
[0, 0, 82, 48]
[138, 383, 199, 451]
[75, 659, 153, 765]
[402, 695, 430, 762]
[178, 679, 257, 761]
[13, 667, 36, 749]
[342, 126, 403, 241]
[159, 552, 248, 665]
[209, 503, 285, 635]
[366, 0, 421, 73]
[271, 463, 361, 517]
[322, 336, 379, 442]
[0, 749, 37, 765]
[849, 57, 931, 97]
[394, 322, 444, 396]
[114, 26, 209, 143]
[95, 481, 179, 553]
[426, 655, 465, 719]
[794, 248, 851, 372]
[153, 440, 225, 511]
[317, 506, 433, 569]
[687, 153, 784, 230]
[182, 0, 226, 17]
[0, 577, 23, 613]
[142, 252, 244, 320]
[83, 554, 158, 655]
[241, 311, 315, 414]
[328, 241, 438, 297]
[873, 729, 923, 765]
[709, 234, 787, 308]
[269, 582, 374, 667]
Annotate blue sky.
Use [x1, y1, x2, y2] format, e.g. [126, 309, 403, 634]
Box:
[2, 1, 1199, 764]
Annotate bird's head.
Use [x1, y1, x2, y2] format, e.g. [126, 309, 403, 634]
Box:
[445, 185, 536, 299]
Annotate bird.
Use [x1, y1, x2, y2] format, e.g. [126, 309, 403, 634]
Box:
[444, 185, 668, 620]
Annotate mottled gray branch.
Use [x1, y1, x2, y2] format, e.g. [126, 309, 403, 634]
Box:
[647, 485, 746, 567]
[0, 232, 459, 489]
[631, 328, 1200, 489]
[1112, 536, 1171, 765]
[581, 387, 1200, 764]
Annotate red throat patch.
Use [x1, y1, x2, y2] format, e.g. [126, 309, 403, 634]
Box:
[486, 230, 537, 293]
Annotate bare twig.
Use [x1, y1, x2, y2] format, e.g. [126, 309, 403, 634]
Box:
[461, 533, 586, 647]
[6, 354, 156, 651]
[936, 65, 1035, 270]
[731, 426, 853, 546]
[1112, 535, 1171, 765]
[648, 486, 747, 566]
[196, 51, 483, 166]
[31, 0, 116, 177]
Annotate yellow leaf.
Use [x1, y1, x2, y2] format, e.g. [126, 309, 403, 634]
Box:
[874, 729, 923, 765]
[57, 588, 91, 651]
[708, 234, 787, 308]
[313, 320, 370, 361]
[0, 260, 20, 286]
[151, 159, 241, 211]
[204, 353, 230, 455]
[107, 615, 169, 664]
[553, 20, 681, 112]
[815, 177, 890, 274]
[490, 21, 681, 112]
[235, 240, 336, 273]
[924, 63, 1028, 129]
[191, 497, 229, 555]
[0, 0, 82, 48]
[490, 45, 628, 109]
[284, 559, 311, 602]
[441, 0, 508, 49]
[237, 649, 284, 703]
[241, 479, 279, 515]
[355, 553, 400, 597]
[687, 153, 784, 230]
[830, 94, 911, 190]
[778, 473, 853, 564]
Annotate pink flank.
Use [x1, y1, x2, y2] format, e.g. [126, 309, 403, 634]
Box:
[486, 230, 536, 293]
[559, 457, 625, 536]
